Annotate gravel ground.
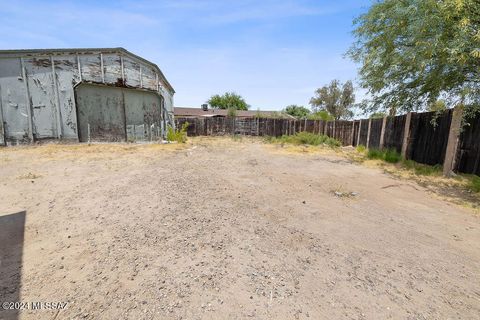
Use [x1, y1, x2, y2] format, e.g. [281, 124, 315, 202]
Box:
[0, 137, 479, 320]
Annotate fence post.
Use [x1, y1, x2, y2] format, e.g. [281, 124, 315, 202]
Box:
[366, 118, 372, 148]
[350, 121, 355, 146]
[443, 106, 464, 177]
[357, 120, 362, 146]
[87, 123, 91, 144]
[379, 116, 387, 149]
[333, 120, 336, 139]
[401, 112, 412, 158]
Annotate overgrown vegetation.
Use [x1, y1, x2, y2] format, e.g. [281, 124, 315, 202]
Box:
[360, 147, 444, 174]
[356, 145, 366, 153]
[266, 132, 341, 147]
[166, 122, 189, 143]
[468, 176, 480, 193]
[402, 160, 443, 176]
[366, 148, 402, 163]
[308, 110, 335, 121]
[384, 149, 402, 163]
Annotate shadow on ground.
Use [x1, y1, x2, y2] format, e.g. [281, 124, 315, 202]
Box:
[0, 211, 26, 320]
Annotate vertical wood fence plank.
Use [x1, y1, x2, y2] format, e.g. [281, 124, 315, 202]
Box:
[366, 118, 372, 148]
[379, 116, 387, 149]
[443, 106, 463, 176]
[401, 112, 412, 158]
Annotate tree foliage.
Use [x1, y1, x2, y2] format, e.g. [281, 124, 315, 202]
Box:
[348, 0, 480, 115]
[370, 112, 387, 119]
[309, 80, 355, 120]
[308, 110, 335, 121]
[284, 105, 311, 118]
[428, 100, 447, 112]
[207, 92, 249, 110]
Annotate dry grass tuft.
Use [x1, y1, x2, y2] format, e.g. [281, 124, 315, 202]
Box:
[17, 172, 42, 180]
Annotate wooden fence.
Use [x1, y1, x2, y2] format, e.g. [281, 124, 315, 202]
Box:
[175, 107, 480, 176]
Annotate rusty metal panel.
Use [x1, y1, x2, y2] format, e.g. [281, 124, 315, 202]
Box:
[75, 84, 126, 142]
[0, 58, 31, 142]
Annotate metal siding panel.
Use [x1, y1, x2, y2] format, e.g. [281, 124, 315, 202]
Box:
[123, 57, 141, 88]
[53, 55, 79, 139]
[124, 89, 145, 125]
[102, 54, 122, 84]
[141, 66, 157, 91]
[0, 50, 174, 143]
[79, 55, 103, 83]
[75, 84, 126, 142]
[24, 57, 57, 138]
[0, 86, 4, 145]
[124, 89, 162, 140]
[0, 58, 30, 142]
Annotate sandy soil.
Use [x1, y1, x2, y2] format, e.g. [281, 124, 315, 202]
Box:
[0, 137, 479, 320]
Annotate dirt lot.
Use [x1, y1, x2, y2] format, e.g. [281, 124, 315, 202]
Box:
[1, 137, 479, 320]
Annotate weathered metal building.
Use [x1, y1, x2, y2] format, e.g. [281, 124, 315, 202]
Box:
[0, 48, 174, 145]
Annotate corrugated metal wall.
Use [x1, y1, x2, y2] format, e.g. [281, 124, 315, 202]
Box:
[0, 49, 174, 144]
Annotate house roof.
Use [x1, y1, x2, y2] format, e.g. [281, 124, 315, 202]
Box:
[174, 107, 295, 119]
[0, 47, 174, 93]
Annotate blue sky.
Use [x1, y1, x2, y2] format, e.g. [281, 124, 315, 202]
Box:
[0, 0, 371, 111]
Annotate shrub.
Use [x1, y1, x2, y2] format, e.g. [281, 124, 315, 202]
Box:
[402, 159, 442, 176]
[166, 122, 189, 143]
[367, 148, 384, 160]
[469, 176, 480, 193]
[384, 149, 401, 163]
[267, 132, 341, 147]
[356, 145, 366, 153]
[366, 148, 401, 163]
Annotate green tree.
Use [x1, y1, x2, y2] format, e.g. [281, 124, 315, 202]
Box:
[309, 80, 355, 120]
[370, 112, 387, 119]
[428, 100, 447, 112]
[348, 0, 480, 115]
[207, 92, 249, 110]
[308, 110, 335, 121]
[284, 105, 311, 118]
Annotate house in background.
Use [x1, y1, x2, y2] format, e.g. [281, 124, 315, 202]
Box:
[174, 105, 295, 119]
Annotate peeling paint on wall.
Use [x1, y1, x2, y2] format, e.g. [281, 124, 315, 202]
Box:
[0, 48, 174, 144]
